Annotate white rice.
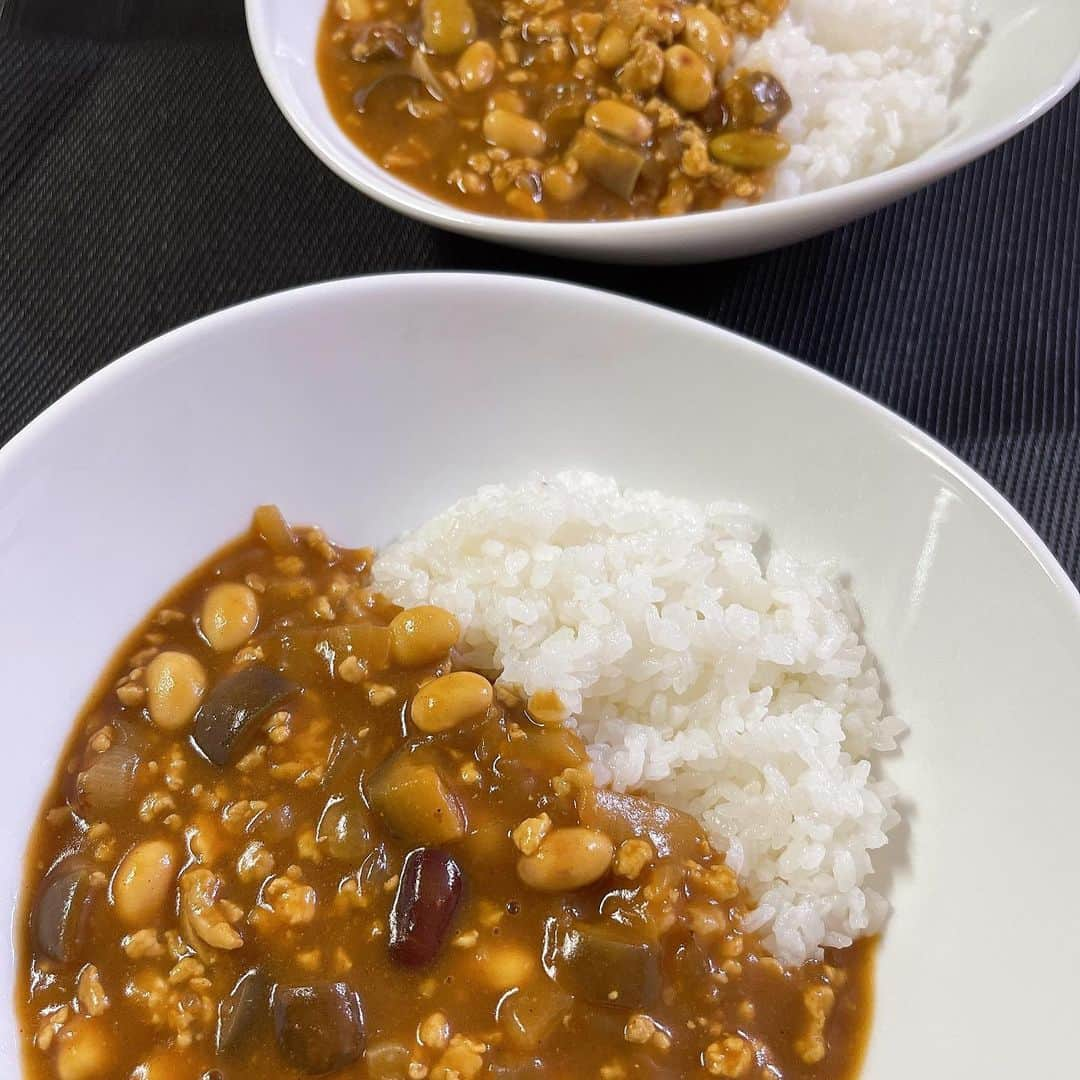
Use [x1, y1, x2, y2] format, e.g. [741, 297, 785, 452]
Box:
[373, 471, 905, 966]
[734, 0, 984, 198]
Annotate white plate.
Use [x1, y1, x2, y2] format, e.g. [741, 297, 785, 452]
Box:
[2, 274, 1078, 1076]
[246, 0, 1080, 263]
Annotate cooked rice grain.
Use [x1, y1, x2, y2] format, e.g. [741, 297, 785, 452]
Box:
[373, 471, 905, 964]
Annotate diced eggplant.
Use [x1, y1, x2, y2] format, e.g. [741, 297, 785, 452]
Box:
[366, 754, 466, 846]
[569, 129, 645, 200]
[388, 848, 463, 968]
[542, 918, 660, 1010]
[498, 981, 573, 1051]
[216, 968, 267, 1053]
[193, 666, 298, 766]
[316, 795, 374, 862]
[579, 786, 705, 861]
[272, 982, 366, 1074]
[33, 858, 98, 964]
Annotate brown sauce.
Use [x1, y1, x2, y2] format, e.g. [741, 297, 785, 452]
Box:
[316, 0, 793, 221]
[18, 508, 874, 1079]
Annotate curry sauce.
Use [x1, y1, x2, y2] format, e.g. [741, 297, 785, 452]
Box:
[18, 508, 874, 1079]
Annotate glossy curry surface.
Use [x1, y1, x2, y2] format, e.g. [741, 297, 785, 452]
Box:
[18, 509, 874, 1079]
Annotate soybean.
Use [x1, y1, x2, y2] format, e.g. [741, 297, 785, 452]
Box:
[146, 651, 207, 731]
[456, 40, 497, 92]
[411, 671, 493, 733]
[201, 582, 259, 652]
[482, 109, 547, 157]
[421, 0, 476, 56]
[662, 44, 714, 112]
[112, 840, 178, 927]
[389, 605, 460, 668]
[516, 827, 614, 891]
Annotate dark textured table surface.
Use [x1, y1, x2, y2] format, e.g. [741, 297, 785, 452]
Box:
[2, 0, 1078, 578]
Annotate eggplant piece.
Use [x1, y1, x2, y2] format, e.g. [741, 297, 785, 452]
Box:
[272, 982, 366, 1074]
[569, 129, 645, 201]
[354, 73, 424, 114]
[316, 795, 374, 862]
[542, 918, 660, 1010]
[498, 981, 573, 1051]
[33, 858, 99, 964]
[193, 666, 298, 766]
[388, 848, 463, 968]
[217, 968, 267, 1054]
[366, 754, 466, 846]
[578, 786, 706, 861]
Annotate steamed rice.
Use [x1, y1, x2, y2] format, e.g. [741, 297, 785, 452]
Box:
[373, 471, 905, 966]
[738, 0, 984, 198]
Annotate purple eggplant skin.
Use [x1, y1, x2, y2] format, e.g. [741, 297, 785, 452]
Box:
[271, 981, 366, 1074]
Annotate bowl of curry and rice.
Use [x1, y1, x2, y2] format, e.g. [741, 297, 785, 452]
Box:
[4, 273, 1080, 1078]
[246, 0, 1080, 259]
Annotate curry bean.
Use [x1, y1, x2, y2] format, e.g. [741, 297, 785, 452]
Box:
[516, 827, 614, 891]
[542, 162, 588, 202]
[54, 1019, 112, 1080]
[585, 100, 654, 146]
[389, 605, 460, 667]
[112, 840, 178, 927]
[421, 0, 476, 56]
[476, 942, 535, 990]
[411, 671, 493, 733]
[681, 7, 733, 71]
[595, 24, 631, 69]
[145, 651, 207, 731]
[482, 109, 547, 158]
[456, 40, 497, 92]
[488, 90, 526, 114]
[662, 44, 713, 112]
[708, 130, 790, 169]
[201, 582, 259, 652]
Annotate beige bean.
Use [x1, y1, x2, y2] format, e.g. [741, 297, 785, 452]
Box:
[411, 671, 493, 733]
[596, 24, 631, 69]
[456, 40, 497, 92]
[662, 44, 713, 112]
[112, 840, 178, 927]
[585, 100, 654, 146]
[482, 109, 547, 157]
[389, 606, 460, 668]
[55, 1019, 113, 1080]
[516, 827, 614, 891]
[542, 162, 589, 202]
[475, 942, 535, 990]
[488, 90, 526, 115]
[421, 0, 476, 56]
[201, 582, 259, 652]
[145, 651, 207, 731]
[708, 130, 790, 169]
[681, 7, 733, 71]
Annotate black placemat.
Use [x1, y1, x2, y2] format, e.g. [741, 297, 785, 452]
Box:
[2, 1, 1078, 580]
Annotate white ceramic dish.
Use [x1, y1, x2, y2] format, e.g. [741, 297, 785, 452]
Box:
[246, 0, 1080, 263]
[2, 274, 1079, 1076]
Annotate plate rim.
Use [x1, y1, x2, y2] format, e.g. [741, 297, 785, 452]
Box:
[3, 272, 1077, 616]
[244, 0, 1080, 245]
